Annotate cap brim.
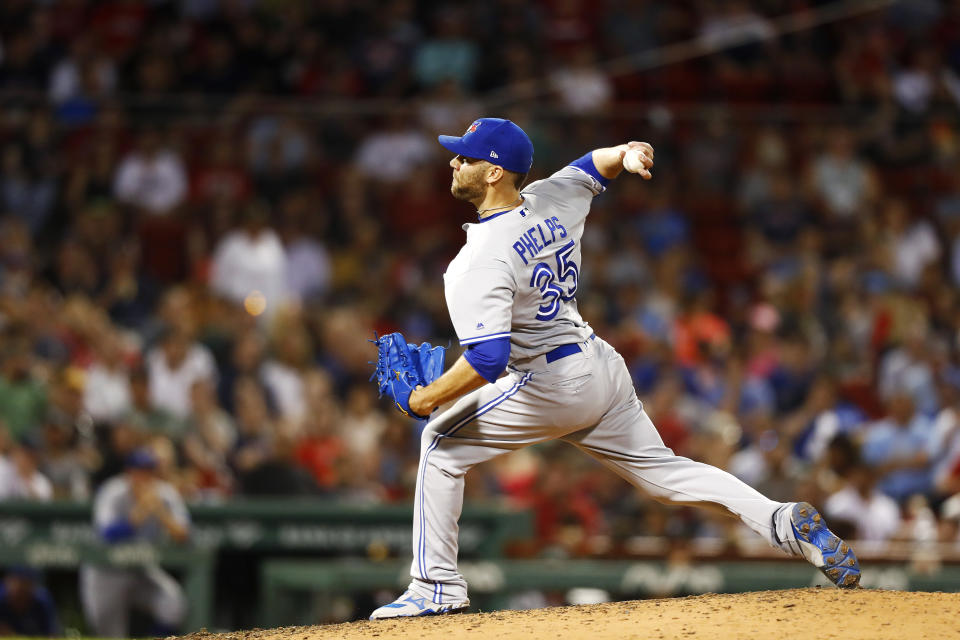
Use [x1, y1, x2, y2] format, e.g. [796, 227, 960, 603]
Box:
[438, 135, 473, 158]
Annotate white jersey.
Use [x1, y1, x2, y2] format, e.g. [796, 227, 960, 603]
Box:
[444, 164, 605, 362]
[93, 474, 190, 542]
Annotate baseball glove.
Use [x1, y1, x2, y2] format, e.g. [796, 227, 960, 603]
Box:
[370, 332, 446, 419]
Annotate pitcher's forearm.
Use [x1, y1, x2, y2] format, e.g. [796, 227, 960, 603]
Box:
[592, 146, 629, 179]
[409, 355, 487, 416]
[592, 142, 654, 179]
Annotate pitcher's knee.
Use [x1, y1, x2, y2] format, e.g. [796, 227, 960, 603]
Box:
[425, 448, 468, 479]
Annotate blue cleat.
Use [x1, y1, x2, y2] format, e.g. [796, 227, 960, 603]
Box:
[790, 502, 861, 589]
[369, 591, 470, 620]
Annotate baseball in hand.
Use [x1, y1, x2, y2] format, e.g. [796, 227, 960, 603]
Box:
[622, 149, 649, 174]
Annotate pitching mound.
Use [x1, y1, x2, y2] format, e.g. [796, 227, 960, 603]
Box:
[191, 588, 960, 640]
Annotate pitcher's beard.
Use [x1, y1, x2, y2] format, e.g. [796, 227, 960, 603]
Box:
[451, 178, 484, 204]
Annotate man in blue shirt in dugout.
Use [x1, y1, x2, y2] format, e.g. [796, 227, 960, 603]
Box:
[0, 567, 59, 637]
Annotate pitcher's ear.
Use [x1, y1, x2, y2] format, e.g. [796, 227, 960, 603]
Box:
[486, 164, 504, 185]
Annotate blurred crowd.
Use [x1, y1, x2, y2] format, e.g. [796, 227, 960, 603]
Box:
[0, 0, 960, 571]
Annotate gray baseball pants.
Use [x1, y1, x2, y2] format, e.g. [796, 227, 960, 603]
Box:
[408, 336, 798, 603]
[80, 565, 187, 637]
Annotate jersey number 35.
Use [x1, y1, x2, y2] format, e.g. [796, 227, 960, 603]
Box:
[529, 240, 579, 321]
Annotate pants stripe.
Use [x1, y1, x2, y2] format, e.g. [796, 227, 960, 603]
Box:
[416, 372, 534, 582]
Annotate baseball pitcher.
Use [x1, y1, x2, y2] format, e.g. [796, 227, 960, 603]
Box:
[369, 118, 860, 619]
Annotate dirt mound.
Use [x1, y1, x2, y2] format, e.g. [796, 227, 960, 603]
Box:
[190, 588, 960, 640]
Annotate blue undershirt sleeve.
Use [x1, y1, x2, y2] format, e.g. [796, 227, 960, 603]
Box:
[569, 152, 610, 188]
[463, 336, 511, 383]
[101, 519, 136, 542]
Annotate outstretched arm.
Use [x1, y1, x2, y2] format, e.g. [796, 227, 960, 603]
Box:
[592, 142, 654, 180]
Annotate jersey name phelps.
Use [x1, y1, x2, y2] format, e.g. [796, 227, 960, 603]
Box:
[443, 160, 606, 362]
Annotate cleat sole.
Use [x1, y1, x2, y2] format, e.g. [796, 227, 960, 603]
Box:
[790, 502, 861, 590]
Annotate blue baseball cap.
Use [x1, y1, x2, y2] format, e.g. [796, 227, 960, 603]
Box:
[125, 448, 158, 471]
[438, 118, 534, 174]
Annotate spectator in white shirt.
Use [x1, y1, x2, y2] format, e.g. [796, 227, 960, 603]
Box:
[0, 442, 53, 501]
[340, 384, 387, 463]
[354, 115, 433, 183]
[878, 324, 939, 418]
[825, 461, 902, 543]
[698, 2, 775, 50]
[276, 189, 331, 303]
[83, 328, 132, 423]
[48, 35, 116, 103]
[806, 128, 878, 220]
[146, 327, 217, 421]
[550, 48, 613, 114]
[880, 199, 941, 288]
[210, 201, 290, 318]
[261, 322, 313, 422]
[281, 225, 330, 303]
[113, 129, 187, 216]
